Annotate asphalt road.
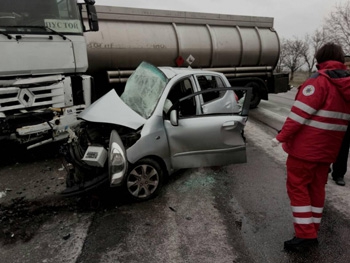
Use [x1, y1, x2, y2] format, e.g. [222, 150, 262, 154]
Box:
[1, 90, 350, 262]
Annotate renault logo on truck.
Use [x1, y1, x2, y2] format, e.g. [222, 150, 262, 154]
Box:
[18, 89, 35, 107]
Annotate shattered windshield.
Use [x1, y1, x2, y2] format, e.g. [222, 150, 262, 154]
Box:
[0, 0, 82, 34]
[121, 62, 169, 119]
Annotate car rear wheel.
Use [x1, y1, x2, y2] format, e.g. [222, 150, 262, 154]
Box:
[125, 158, 164, 201]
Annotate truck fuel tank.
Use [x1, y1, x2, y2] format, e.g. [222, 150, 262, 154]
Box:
[84, 6, 280, 73]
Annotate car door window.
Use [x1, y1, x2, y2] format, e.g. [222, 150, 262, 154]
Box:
[195, 74, 240, 114]
[196, 75, 226, 103]
[165, 78, 196, 117]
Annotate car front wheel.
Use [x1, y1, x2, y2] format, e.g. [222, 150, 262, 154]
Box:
[125, 158, 164, 201]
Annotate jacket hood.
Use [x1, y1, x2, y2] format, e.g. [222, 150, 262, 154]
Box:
[317, 60, 350, 102]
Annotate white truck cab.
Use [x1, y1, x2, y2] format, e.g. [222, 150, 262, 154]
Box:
[0, 0, 98, 148]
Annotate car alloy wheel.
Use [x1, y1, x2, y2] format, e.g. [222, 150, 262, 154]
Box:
[125, 158, 163, 201]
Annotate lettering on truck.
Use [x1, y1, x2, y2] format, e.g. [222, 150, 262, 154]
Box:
[45, 19, 82, 33]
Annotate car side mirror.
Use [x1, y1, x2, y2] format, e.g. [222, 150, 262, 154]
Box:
[170, 109, 178, 126]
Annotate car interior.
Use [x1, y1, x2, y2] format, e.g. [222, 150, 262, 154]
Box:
[166, 78, 196, 117]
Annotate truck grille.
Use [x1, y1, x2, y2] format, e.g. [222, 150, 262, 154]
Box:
[0, 81, 66, 114]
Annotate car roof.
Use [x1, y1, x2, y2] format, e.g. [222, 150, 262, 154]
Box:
[159, 66, 223, 79]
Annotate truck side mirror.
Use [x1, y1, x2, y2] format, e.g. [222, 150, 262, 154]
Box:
[86, 5, 99, 32]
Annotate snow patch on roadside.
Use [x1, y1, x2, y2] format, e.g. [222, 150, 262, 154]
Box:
[245, 119, 287, 165]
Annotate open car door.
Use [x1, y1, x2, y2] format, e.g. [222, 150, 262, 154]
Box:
[164, 87, 252, 169]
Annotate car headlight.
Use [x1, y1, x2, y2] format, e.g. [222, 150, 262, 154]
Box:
[109, 142, 127, 185]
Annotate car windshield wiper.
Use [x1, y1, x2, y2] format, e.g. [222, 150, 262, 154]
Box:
[5, 25, 68, 40]
[34, 26, 68, 40]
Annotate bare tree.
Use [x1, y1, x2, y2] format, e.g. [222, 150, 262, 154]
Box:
[279, 2, 350, 83]
[281, 38, 307, 81]
[323, 1, 350, 54]
[276, 38, 288, 73]
[301, 29, 327, 75]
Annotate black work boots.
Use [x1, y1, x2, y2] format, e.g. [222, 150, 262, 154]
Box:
[284, 237, 318, 251]
[333, 177, 346, 186]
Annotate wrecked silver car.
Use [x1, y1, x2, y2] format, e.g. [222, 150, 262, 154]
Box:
[61, 62, 252, 201]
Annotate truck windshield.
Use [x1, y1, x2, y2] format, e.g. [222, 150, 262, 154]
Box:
[0, 0, 82, 34]
[121, 62, 169, 119]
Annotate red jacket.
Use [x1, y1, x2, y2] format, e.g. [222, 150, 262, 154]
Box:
[276, 60, 350, 163]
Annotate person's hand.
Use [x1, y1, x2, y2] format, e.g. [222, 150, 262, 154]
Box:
[271, 138, 280, 147]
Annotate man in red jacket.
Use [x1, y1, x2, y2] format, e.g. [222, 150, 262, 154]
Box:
[272, 43, 350, 251]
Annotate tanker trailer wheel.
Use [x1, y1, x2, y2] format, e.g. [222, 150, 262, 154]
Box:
[124, 158, 164, 201]
[245, 81, 261, 109]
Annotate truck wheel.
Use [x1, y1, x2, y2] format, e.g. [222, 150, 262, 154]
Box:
[245, 82, 261, 109]
[125, 158, 164, 201]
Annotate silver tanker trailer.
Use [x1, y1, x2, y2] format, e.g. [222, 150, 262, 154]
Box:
[85, 5, 289, 108]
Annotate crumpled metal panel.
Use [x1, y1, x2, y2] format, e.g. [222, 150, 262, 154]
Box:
[79, 89, 146, 130]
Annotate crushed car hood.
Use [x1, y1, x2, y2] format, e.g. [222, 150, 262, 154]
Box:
[79, 89, 146, 130]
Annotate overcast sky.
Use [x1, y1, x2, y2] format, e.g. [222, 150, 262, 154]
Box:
[94, 0, 347, 40]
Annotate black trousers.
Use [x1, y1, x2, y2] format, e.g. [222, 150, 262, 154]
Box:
[332, 124, 350, 179]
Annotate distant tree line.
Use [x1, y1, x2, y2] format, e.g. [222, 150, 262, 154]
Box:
[277, 1, 350, 81]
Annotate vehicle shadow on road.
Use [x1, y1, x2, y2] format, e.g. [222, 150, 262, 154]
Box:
[0, 141, 62, 166]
